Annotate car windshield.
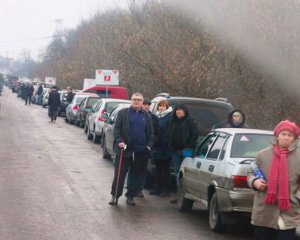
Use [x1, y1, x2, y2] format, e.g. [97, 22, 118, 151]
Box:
[75, 96, 87, 104]
[106, 102, 126, 113]
[87, 97, 99, 108]
[169, 103, 231, 136]
[230, 133, 273, 158]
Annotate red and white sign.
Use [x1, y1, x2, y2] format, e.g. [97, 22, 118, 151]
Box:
[95, 69, 119, 86]
[45, 76, 56, 86]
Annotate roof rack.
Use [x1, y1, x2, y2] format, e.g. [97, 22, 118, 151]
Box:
[155, 93, 170, 98]
[214, 97, 229, 103]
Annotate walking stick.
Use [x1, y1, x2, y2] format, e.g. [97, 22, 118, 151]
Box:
[114, 145, 126, 205]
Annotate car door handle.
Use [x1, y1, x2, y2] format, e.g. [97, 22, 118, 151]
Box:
[208, 165, 215, 172]
[196, 162, 202, 168]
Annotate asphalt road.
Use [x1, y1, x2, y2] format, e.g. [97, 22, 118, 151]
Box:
[0, 87, 256, 240]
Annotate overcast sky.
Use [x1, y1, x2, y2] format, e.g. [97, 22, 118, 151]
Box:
[0, 0, 128, 60]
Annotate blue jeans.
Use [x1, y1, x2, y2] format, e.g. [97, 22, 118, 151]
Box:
[172, 150, 184, 190]
[37, 94, 43, 105]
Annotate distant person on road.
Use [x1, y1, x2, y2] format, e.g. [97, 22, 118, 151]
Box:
[109, 93, 154, 206]
[48, 86, 60, 122]
[24, 83, 34, 106]
[248, 120, 300, 240]
[36, 83, 44, 105]
[169, 103, 198, 204]
[226, 109, 248, 128]
[66, 86, 74, 104]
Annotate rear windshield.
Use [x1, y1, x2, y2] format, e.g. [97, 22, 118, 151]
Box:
[169, 103, 231, 136]
[231, 134, 273, 158]
[87, 97, 99, 108]
[105, 102, 124, 113]
[75, 96, 86, 104]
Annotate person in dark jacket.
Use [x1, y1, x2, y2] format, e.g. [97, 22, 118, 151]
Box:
[48, 87, 61, 122]
[226, 109, 248, 128]
[66, 86, 74, 104]
[24, 83, 34, 106]
[169, 103, 199, 203]
[150, 99, 173, 197]
[109, 93, 154, 206]
[127, 98, 159, 198]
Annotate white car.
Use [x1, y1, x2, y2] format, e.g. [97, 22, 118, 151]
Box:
[86, 98, 130, 143]
[178, 128, 273, 232]
[65, 93, 98, 124]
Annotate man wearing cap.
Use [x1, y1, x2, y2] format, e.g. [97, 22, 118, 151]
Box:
[248, 120, 300, 240]
[169, 103, 198, 203]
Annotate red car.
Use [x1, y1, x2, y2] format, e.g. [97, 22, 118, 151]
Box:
[80, 86, 128, 100]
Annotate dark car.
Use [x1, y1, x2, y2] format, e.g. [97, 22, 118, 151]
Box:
[101, 103, 131, 162]
[146, 93, 235, 187]
[150, 93, 234, 138]
[75, 96, 100, 128]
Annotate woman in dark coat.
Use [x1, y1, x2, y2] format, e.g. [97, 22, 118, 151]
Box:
[150, 99, 173, 197]
[48, 87, 60, 122]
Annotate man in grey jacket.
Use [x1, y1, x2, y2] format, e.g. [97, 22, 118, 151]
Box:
[109, 93, 154, 206]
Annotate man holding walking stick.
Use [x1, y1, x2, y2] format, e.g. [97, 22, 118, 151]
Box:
[109, 93, 154, 206]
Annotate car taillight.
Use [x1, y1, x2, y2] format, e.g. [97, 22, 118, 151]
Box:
[73, 105, 79, 111]
[232, 176, 249, 188]
[98, 109, 105, 121]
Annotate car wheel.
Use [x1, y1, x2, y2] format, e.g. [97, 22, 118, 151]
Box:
[69, 114, 73, 124]
[79, 119, 84, 128]
[87, 127, 92, 140]
[177, 177, 193, 212]
[102, 136, 111, 159]
[92, 132, 100, 143]
[84, 122, 88, 133]
[209, 192, 224, 232]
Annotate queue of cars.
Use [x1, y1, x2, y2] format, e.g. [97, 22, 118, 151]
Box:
[59, 91, 275, 233]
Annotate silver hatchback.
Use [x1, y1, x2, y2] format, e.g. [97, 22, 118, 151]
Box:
[178, 128, 273, 232]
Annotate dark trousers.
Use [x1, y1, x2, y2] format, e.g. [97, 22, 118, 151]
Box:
[254, 226, 296, 240]
[154, 158, 171, 193]
[25, 96, 32, 105]
[111, 148, 150, 198]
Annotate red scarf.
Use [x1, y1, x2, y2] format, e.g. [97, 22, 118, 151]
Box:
[265, 145, 290, 211]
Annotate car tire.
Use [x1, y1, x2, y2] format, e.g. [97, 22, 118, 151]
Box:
[79, 119, 84, 128]
[69, 114, 73, 124]
[102, 136, 111, 159]
[84, 123, 88, 133]
[209, 192, 224, 232]
[87, 127, 92, 140]
[92, 132, 100, 143]
[177, 177, 193, 212]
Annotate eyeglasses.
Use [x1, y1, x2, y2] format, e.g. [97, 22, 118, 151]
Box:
[131, 98, 143, 102]
[233, 115, 241, 117]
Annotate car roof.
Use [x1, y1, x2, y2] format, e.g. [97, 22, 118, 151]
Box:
[75, 93, 98, 97]
[151, 96, 233, 108]
[99, 98, 130, 103]
[214, 128, 273, 135]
